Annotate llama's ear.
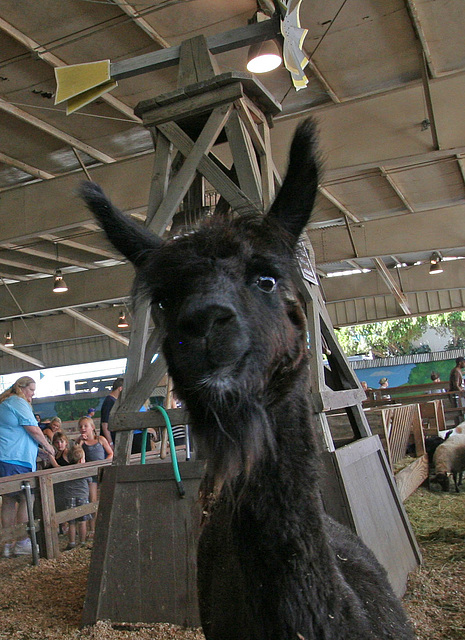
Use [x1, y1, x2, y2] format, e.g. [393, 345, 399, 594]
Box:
[79, 181, 162, 268]
[266, 118, 319, 243]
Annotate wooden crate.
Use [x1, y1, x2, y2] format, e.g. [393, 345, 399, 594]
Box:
[82, 461, 203, 627]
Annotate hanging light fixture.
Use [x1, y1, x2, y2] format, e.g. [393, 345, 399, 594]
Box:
[429, 252, 443, 275]
[53, 242, 68, 292]
[4, 331, 14, 347]
[117, 311, 129, 328]
[53, 268, 68, 293]
[246, 38, 282, 73]
[245, 9, 282, 74]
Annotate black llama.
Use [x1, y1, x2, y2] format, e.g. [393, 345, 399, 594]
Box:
[80, 119, 414, 640]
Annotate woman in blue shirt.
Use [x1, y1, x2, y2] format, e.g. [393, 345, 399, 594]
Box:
[0, 376, 54, 558]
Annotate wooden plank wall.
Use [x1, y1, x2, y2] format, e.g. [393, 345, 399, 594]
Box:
[82, 461, 203, 627]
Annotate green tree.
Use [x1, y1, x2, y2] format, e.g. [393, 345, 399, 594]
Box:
[55, 399, 98, 421]
[337, 317, 429, 357]
[407, 360, 454, 385]
[427, 311, 465, 349]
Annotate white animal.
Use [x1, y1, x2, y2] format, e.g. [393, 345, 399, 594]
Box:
[432, 433, 465, 492]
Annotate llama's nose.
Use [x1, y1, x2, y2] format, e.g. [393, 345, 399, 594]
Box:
[178, 299, 237, 339]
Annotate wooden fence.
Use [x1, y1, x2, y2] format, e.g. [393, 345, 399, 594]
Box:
[365, 382, 465, 426]
[327, 402, 429, 502]
[0, 453, 165, 560]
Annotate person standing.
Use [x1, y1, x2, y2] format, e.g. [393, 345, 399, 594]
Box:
[99, 377, 123, 447]
[76, 416, 113, 537]
[0, 376, 55, 557]
[378, 377, 389, 389]
[449, 356, 465, 425]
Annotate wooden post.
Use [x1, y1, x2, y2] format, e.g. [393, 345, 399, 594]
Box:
[37, 475, 60, 559]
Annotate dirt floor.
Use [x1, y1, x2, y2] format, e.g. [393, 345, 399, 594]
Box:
[0, 486, 464, 640]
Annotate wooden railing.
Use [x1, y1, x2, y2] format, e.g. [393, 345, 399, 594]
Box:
[0, 452, 164, 560]
[364, 381, 464, 428]
[365, 380, 462, 404]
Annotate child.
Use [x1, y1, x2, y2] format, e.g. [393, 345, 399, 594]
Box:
[48, 431, 71, 526]
[76, 416, 113, 536]
[51, 431, 70, 465]
[62, 444, 90, 550]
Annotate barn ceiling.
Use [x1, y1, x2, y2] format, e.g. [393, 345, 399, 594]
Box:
[1, 0, 465, 372]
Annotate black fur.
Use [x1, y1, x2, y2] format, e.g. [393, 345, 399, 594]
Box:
[80, 118, 414, 640]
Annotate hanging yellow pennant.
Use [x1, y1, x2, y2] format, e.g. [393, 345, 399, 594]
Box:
[55, 60, 118, 114]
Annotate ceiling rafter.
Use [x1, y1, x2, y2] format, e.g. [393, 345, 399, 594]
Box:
[318, 186, 360, 223]
[0, 342, 45, 367]
[0, 16, 140, 124]
[323, 143, 465, 183]
[379, 166, 415, 212]
[62, 307, 129, 346]
[404, 0, 437, 78]
[0, 242, 100, 271]
[346, 259, 362, 270]
[0, 255, 56, 275]
[0, 150, 55, 180]
[372, 257, 411, 315]
[0, 97, 116, 164]
[114, 0, 170, 49]
[38, 233, 122, 261]
[0, 270, 29, 282]
[455, 154, 465, 190]
[310, 205, 465, 265]
[304, 54, 340, 103]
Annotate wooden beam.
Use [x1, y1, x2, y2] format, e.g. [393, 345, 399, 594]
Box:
[111, 16, 280, 80]
[304, 52, 341, 103]
[373, 258, 412, 315]
[0, 343, 44, 367]
[158, 121, 261, 215]
[114, 304, 152, 464]
[0, 151, 54, 180]
[38, 234, 122, 261]
[146, 130, 172, 225]
[322, 143, 465, 184]
[380, 167, 415, 212]
[0, 271, 29, 282]
[0, 255, 56, 275]
[321, 260, 465, 303]
[0, 98, 116, 164]
[318, 186, 361, 223]
[404, 0, 437, 78]
[0, 16, 140, 123]
[419, 50, 440, 150]
[147, 104, 232, 235]
[258, 118, 276, 209]
[0, 242, 99, 271]
[225, 109, 263, 206]
[236, 99, 266, 154]
[0, 264, 133, 321]
[62, 308, 129, 346]
[309, 204, 465, 265]
[113, 0, 170, 49]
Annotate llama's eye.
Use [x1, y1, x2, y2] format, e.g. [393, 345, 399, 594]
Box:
[256, 276, 277, 293]
[156, 298, 168, 310]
